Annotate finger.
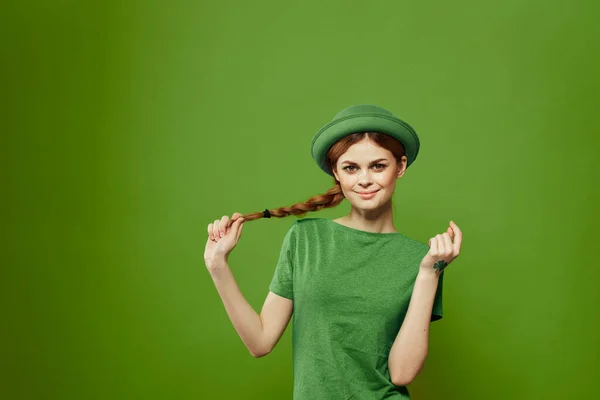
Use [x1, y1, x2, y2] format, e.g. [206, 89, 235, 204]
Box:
[220, 215, 230, 237]
[227, 216, 242, 235]
[208, 223, 214, 241]
[230, 214, 244, 228]
[235, 217, 245, 241]
[442, 232, 453, 258]
[436, 234, 445, 256]
[430, 236, 438, 256]
[213, 219, 220, 240]
[449, 221, 462, 254]
[231, 212, 244, 221]
[239, 218, 245, 236]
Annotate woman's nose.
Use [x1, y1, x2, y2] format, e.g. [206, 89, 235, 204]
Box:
[357, 170, 373, 184]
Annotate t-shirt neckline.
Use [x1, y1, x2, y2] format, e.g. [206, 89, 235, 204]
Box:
[322, 218, 409, 238]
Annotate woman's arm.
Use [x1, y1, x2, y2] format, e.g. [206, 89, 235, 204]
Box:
[208, 257, 293, 358]
[388, 269, 440, 386]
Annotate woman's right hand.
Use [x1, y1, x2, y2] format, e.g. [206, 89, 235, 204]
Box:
[204, 212, 245, 268]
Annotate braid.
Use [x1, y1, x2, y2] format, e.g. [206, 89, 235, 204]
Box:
[240, 180, 345, 221]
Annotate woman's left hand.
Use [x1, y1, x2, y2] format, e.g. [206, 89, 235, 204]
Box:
[420, 221, 462, 275]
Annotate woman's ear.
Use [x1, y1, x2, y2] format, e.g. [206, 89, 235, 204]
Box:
[396, 156, 407, 178]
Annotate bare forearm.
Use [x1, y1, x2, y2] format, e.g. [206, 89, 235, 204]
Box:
[388, 270, 440, 385]
[207, 258, 266, 357]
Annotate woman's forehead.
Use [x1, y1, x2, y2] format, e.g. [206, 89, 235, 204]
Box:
[339, 142, 391, 163]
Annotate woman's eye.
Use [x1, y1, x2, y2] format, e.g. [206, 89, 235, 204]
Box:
[343, 164, 386, 172]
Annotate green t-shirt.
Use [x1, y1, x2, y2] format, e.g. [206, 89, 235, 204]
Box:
[269, 217, 444, 400]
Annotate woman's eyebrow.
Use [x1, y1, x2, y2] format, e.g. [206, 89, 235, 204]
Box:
[341, 158, 388, 165]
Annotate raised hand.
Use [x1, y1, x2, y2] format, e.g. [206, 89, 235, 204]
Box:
[204, 212, 245, 268]
[420, 221, 462, 275]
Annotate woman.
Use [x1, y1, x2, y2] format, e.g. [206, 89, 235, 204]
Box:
[204, 104, 463, 399]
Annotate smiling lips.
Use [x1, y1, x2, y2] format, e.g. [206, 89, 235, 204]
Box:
[357, 190, 380, 199]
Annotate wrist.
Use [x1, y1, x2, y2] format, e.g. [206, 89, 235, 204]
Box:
[418, 266, 441, 280]
[205, 254, 228, 270]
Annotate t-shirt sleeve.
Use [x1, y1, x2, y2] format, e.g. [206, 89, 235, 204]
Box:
[268, 222, 297, 300]
[431, 269, 444, 322]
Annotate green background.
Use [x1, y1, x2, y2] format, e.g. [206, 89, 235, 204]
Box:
[3, 0, 599, 398]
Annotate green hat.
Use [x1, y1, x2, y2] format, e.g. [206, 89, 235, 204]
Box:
[310, 104, 421, 176]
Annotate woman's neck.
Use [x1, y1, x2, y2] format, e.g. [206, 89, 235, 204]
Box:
[333, 213, 397, 234]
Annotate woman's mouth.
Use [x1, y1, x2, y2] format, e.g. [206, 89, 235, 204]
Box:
[356, 190, 380, 199]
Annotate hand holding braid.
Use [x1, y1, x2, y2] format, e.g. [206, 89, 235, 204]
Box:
[204, 212, 246, 267]
[419, 221, 462, 276]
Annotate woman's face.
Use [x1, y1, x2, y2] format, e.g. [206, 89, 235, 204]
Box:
[332, 138, 407, 211]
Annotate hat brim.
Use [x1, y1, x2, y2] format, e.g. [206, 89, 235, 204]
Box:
[310, 113, 420, 176]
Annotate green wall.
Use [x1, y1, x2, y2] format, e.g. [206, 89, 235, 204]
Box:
[3, 0, 599, 398]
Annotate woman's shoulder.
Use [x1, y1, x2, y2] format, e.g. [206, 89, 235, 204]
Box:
[293, 217, 329, 230]
[284, 217, 328, 237]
